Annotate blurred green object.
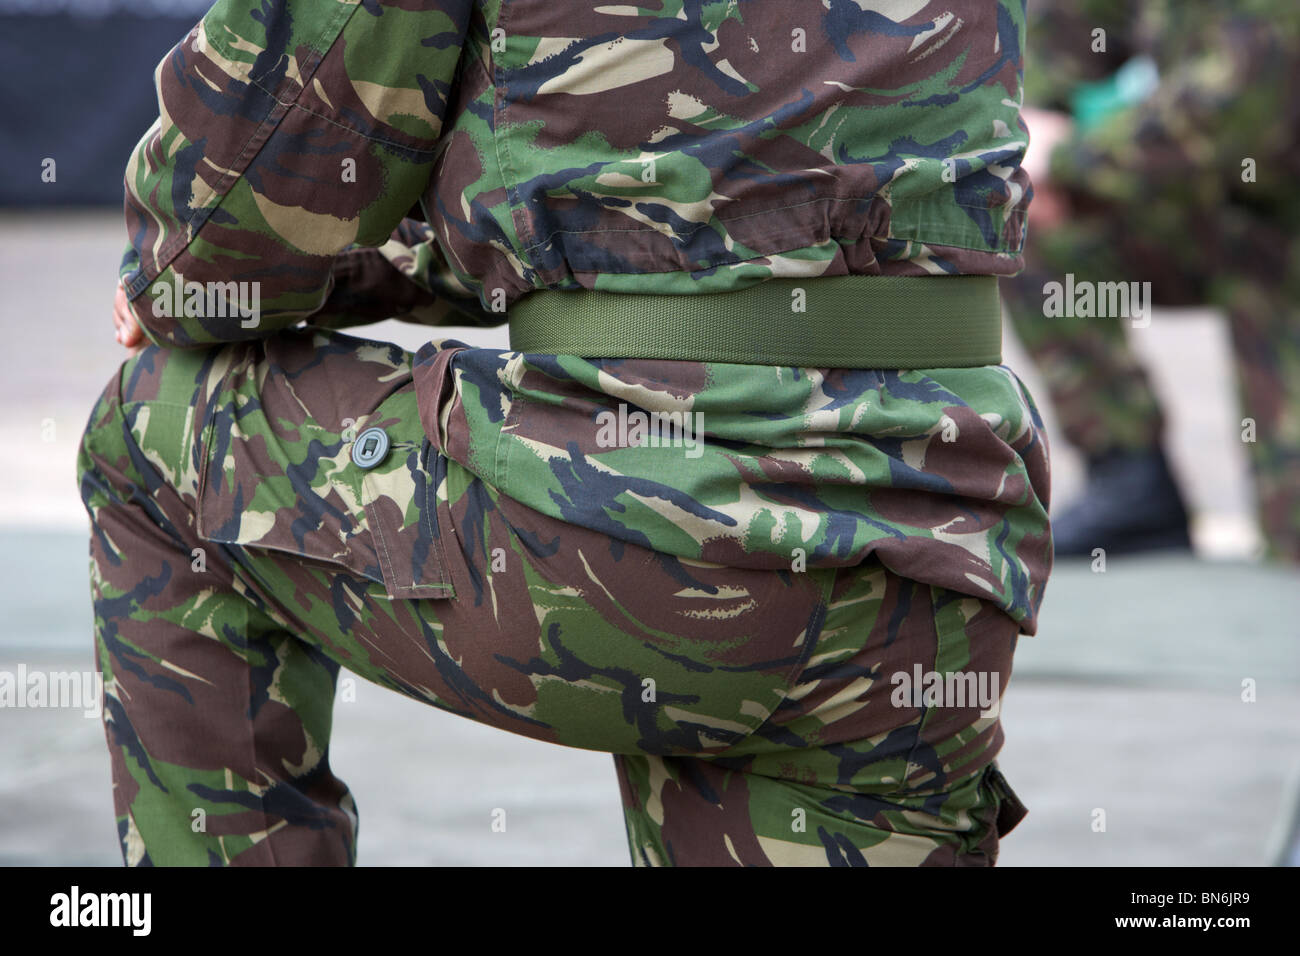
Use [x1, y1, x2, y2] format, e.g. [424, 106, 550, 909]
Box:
[1069, 55, 1159, 132]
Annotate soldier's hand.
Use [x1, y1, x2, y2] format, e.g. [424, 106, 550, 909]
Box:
[113, 282, 146, 353]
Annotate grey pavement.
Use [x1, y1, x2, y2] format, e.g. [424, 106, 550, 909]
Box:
[0, 211, 1296, 866]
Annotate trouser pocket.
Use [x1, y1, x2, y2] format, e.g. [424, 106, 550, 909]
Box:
[194, 331, 455, 600]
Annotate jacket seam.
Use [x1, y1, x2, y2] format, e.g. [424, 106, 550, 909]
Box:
[263, 96, 441, 159]
[488, 0, 541, 290]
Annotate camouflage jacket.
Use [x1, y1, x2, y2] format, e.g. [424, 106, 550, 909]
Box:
[120, 0, 1032, 341]
[118, 0, 1051, 635]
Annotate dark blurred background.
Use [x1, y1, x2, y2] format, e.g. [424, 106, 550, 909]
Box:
[0, 1, 211, 205]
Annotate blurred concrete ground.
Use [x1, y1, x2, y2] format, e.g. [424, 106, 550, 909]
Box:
[1, 210, 1295, 866]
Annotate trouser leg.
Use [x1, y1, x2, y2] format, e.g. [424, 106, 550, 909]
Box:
[614, 559, 1024, 867]
[79, 330, 1033, 867]
[79, 363, 356, 866]
[77, 334, 835, 863]
[1220, 277, 1300, 562]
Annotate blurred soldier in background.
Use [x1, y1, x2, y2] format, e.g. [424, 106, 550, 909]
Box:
[1006, 0, 1300, 561]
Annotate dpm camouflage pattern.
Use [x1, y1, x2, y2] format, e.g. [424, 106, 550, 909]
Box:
[1003, 0, 1300, 560]
[79, 329, 1034, 866]
[421, 343, 1052, 634]
[119, 0, 1033, 347]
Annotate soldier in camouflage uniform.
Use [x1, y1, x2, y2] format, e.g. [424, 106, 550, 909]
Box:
[1004, 0, 1300, 560]
[79, 0, 1049, 866]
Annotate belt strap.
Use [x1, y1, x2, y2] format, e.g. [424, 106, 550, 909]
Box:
[506, 275, 1002, 368]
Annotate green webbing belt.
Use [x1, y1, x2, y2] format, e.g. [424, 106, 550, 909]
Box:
[506, 275, 1002, 368]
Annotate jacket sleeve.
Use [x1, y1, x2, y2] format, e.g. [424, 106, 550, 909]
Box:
[120, 0, 475, 346]
[305, 217, 501, 331]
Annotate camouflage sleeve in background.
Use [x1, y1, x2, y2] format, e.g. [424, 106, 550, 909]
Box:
[1021, 0, 1134, 112]
[1046, 0, 1300, 216]
[121, 0, 1034, 346]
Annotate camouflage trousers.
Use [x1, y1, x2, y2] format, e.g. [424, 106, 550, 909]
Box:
[77, 330, 1027, 866]
[1003, 211, 1300, 562]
